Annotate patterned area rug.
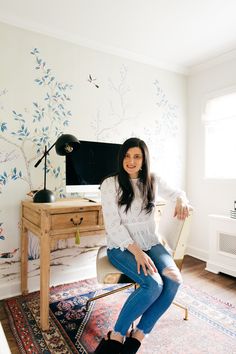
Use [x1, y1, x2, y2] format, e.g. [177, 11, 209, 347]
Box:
[4, 278, 236, 354]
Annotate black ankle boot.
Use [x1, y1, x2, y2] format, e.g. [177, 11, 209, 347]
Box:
[94, 331, 123, 354]
[121, 331, 141, 354]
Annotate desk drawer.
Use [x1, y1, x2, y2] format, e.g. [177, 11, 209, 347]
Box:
[51, 210, 100, 230]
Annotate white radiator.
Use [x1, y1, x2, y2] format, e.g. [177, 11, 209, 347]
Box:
[206, 215, 236, 277]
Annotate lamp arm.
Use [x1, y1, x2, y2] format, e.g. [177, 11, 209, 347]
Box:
[34, 141, 57, 168]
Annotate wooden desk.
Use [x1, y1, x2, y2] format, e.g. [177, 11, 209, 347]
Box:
[21, 199, 105, 331]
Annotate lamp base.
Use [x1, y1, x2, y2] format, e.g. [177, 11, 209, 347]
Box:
[33, 189, 56, 203]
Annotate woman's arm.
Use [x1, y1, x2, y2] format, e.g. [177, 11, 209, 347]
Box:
[174, 196, 190, 220]
[156, 175, 191, 220]
[128, 242, 157, 275]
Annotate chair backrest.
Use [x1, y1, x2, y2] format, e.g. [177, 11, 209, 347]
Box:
[157, 202, 192, 270]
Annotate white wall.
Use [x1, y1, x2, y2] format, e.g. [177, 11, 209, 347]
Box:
[0, 22, 187, 298]
[186, 57, 236, 260]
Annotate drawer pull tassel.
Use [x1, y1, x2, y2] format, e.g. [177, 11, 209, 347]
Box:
[75, 229, 80, 245]
[70, 217, 83, 245]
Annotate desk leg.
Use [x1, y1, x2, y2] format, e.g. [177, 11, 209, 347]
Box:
[40, 232, 50, 331]
[21, 221, 28, 295]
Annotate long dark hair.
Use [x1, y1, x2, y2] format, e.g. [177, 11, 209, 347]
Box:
[116, 137, 155, 213]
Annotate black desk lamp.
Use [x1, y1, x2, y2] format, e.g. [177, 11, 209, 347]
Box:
[33, 134, 80, 203]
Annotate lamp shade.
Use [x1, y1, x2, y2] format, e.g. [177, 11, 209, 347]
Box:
[55, 134, 80, 156]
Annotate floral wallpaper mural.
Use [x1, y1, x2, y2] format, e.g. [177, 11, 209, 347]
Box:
[0, 46, 77, 296]
[152, 79, 181, 179]
[0, 22, 186, 298]
[0, 47, 72, 251]
[0, 48, 72, 197]
[90, 65, 138, 142]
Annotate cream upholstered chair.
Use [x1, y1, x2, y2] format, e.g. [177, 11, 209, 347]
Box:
[86, 203, 192, 320]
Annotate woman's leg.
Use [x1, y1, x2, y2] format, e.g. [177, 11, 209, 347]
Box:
[135, 243, 182, 335]
[107, 247, 164, 337]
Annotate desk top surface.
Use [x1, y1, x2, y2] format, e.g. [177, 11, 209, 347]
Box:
[22, 198, 166, 212]
[22, 198, 102, 211]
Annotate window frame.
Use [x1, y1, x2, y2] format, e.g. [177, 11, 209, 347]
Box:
[202, 86, 236, 180]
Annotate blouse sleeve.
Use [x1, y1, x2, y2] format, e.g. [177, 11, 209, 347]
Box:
[101, 177, 134, 251]
[155, 175, 188, 202]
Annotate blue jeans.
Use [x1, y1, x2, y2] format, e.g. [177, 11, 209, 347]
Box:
[107, 243, 182, 336]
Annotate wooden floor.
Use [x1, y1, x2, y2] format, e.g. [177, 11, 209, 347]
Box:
[0, 255, 235, 353]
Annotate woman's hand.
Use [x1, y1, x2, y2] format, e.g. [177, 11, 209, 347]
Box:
[174, 197, 191, 220]
[128, 243, 157, 276]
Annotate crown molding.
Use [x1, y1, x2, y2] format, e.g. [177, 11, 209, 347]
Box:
[189, 48, 236, 75]
[0, 14, 188, 75]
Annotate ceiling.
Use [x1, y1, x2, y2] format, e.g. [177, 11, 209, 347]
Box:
[1, 0, 236, 74]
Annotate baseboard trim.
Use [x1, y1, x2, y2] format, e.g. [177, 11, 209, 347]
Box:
[185, 245, 209, 262]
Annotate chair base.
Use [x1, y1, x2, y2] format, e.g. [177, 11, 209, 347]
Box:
[85, 283, 135, 311]
[85, 285, 188, 321]
[173, 301, 188, 320]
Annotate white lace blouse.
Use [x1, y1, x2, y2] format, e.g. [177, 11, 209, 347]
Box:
[101, 175, 187, 251]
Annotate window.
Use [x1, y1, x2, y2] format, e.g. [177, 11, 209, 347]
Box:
[203, 90, 236, 179]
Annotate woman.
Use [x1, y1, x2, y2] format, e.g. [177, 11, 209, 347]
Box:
[94, 137, 190, 354]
